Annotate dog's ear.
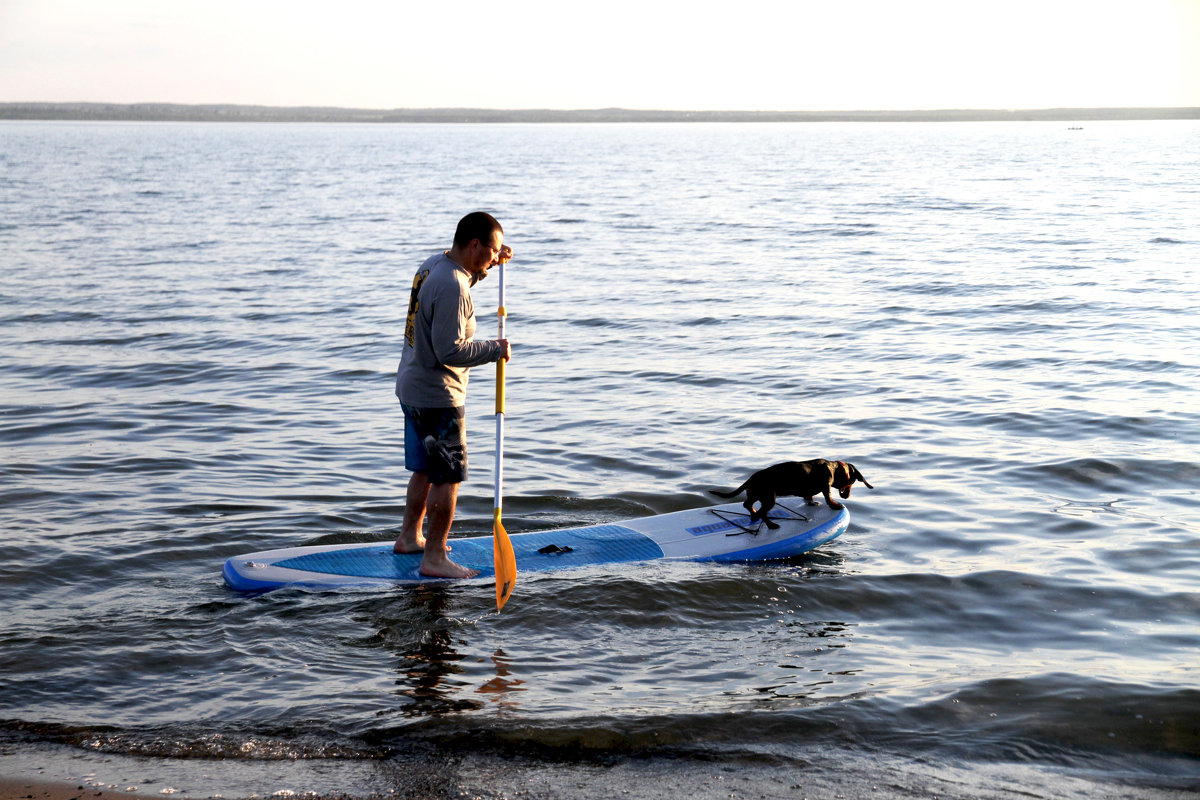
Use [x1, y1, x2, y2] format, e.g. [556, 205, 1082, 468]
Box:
[834, 462, 853, 498]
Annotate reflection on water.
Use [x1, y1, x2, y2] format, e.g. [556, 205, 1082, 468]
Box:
[484, 562, 869, 718]
[358, 587, 481, 717]
[475, 649, 526, 714]
[351, 565, 862, 722]
[362, 588, 525, 718]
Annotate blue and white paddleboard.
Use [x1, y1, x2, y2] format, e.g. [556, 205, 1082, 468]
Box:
[222, 501, 848, 592]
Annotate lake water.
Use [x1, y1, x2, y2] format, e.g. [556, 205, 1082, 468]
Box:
[1, 119, 1198, 799]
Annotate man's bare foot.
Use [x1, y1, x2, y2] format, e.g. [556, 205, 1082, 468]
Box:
[419, 555, 478, 579]
[395, 535, 453, 555]
[393, 532, 425, 554]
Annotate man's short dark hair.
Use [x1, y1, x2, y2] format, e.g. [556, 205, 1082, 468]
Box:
[453, 212, 503, 248]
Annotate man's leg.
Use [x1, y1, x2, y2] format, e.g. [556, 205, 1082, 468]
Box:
[393, 471, 430, 554]
[419, 481, 478, 579]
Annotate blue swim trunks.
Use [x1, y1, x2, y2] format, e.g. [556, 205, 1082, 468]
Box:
[401, 403, 467, 485]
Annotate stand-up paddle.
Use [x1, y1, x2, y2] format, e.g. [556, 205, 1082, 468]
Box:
[493, 256, 516, 611]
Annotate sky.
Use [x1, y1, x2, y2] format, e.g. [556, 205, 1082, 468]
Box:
[1, 0, 1198, 111]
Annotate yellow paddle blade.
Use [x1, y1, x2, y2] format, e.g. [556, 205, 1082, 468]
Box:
[493, 509, 516, 611]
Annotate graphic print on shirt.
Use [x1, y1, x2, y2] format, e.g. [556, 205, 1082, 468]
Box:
[404, 268, 430, 349]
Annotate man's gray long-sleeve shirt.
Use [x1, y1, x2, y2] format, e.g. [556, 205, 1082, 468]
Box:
[395, 252, 502, 408]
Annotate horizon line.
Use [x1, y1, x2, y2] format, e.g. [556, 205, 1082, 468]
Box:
[2, 102, 1198, 123]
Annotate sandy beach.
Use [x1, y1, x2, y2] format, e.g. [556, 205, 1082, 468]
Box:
[0, 777, 139, 800]
[4, 752, 1200, 800]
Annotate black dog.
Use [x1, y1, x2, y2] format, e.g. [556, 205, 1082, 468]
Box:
[710, 459, 873, 528]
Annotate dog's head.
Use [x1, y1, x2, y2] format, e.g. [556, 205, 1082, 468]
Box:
[833, 461, 874, 498]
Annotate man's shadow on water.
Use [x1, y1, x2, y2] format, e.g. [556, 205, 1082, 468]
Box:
[354, 585, 524, 718]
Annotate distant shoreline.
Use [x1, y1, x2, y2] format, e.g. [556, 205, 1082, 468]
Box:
[2, 102, 1198, 123]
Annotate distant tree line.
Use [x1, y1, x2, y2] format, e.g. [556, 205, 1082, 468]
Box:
[1, 102, 1197, 123]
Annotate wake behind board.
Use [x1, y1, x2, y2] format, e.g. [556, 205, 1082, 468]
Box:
[222, 501, 848, 592]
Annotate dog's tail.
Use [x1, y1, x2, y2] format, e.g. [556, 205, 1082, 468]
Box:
[851, 465, 874, 489]
[709, 480, 749, 499]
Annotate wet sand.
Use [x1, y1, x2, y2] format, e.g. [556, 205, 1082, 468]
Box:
[4, 752, 1200, 800]
[0, 777, 138, 800]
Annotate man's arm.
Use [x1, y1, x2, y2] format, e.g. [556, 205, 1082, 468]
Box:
[429, 292, 503, 367]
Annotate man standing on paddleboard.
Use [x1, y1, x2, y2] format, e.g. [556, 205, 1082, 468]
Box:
[393, 212, 512, 578]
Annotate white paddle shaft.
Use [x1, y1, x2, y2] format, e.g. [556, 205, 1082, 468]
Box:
[493, 261, 505, 513]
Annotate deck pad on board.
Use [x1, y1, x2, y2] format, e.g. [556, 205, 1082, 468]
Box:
[274, 524, 662, 581]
